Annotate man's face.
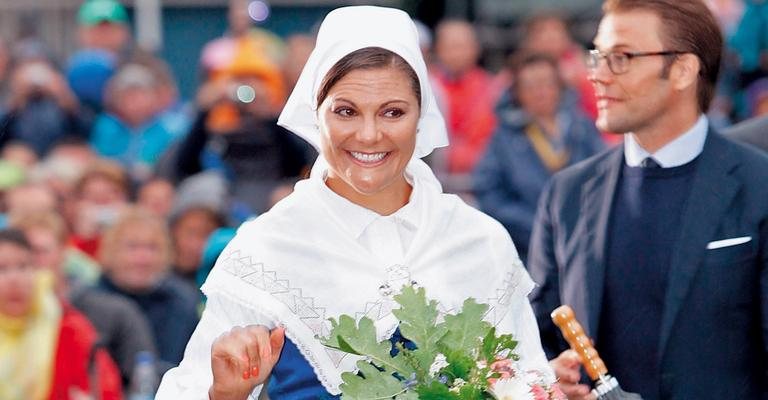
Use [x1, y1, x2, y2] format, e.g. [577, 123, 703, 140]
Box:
[590, 10, 677, 136]
[435, 22, 480, 76]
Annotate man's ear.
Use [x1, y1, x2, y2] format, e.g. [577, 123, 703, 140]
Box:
[671, 53, 700, 91]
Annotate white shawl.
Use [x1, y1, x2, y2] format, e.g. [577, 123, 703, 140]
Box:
[156, 158, 550, 398]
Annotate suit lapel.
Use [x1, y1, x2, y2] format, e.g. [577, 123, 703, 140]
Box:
[579, 148, 623, 338]
[658, 131, 741, 357]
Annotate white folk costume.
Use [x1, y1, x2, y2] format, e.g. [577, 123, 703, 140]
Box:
[156, 6, 551, 399]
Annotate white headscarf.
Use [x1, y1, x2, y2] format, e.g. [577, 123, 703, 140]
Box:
[277, 6, 448, 159]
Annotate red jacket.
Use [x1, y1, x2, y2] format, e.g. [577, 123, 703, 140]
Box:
[433, 67, 497, 174]
[49, 305, 122, 400]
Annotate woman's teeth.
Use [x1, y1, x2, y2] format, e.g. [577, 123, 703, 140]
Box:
[350, 151, 387, 163]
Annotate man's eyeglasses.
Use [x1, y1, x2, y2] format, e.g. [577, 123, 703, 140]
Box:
[587, 49, 686, 75]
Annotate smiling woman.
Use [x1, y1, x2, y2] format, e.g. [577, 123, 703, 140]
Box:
[317, 49, 420, 215]
[156, 6, 553, 400]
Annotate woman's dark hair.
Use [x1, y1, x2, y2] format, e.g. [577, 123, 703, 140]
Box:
[0, 228, 32, 250]
[508, 52, 564, 93]
[316, 47, 421, 107]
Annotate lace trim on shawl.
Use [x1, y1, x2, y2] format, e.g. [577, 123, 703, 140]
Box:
[484, 258, 536, 327]
[209, 250, 533, 395]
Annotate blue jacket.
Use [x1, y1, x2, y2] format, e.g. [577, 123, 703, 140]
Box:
[529, 131, 768, 398]
[473, 97, 604, 261]
[91, 113, 181, 174]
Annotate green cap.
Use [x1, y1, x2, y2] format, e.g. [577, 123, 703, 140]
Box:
[77, 0, 128, 26]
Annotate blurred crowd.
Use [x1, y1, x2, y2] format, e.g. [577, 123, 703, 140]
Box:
[0, 0, 766, 398]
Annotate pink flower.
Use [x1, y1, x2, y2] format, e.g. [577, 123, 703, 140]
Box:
[530, 384, 549, 400]
[487, 359, 517, 386]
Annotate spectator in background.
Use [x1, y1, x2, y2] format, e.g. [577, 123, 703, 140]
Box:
[5, 183, 57, 216]
[97, 208, 199, 368]
[1, 141, 37, 168]
[10, 211, 157, 389]
[67, 0, 130, 125]
[0, 161, 24, 227]
[169, 204, 225, 292]
[473, 53, 603, 262]
[70, 160, 130, 258]
[65, 48, 117, 125]
[0, 228, 122, 400]
[5, 183, 100, 287]
[29, 137, 99, 244]
[432, 19, 497, 176]
[133, 52, 192, 139]
[173, 48, 313, 217]
[137, 177, 176, 219]
[76, 0, 131, 57]
[280, 34, 315, 94]
[725, 109, 768, 153]
[91, 63, 182, 183]
[0, 40, 10, 103]
[200, 0, 286, 80]
[522, 13, 598, 121]
[0, 59, 87, 156]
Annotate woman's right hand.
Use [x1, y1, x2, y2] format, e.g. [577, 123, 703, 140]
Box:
[208, 325, 285, 400]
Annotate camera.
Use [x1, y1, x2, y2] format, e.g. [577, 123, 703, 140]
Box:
[227, 83, 256, 105]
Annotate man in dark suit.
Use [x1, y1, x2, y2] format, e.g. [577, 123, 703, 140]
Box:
[725, 114, 768, 153]
[527, 1, 768, 399]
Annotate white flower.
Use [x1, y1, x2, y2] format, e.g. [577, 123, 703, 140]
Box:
[449, 378, 467, 393]
[489, 377, 533, 400]
[428, 353, 448, 377]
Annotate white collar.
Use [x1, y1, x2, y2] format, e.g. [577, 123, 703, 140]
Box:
[314, 169, 420, 240]
[624, 115, 708, 167]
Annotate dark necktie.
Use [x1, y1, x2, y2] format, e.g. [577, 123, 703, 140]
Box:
[641, 157, 661, 169]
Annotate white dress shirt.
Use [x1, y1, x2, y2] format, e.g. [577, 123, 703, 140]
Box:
[624, 115, 708, 167]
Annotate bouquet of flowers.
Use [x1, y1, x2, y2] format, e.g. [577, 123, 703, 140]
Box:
[320, 286, 564, 400]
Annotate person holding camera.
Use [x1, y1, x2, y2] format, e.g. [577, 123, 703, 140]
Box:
[0, 60, 87, 156]
[172, 52, 315, 218]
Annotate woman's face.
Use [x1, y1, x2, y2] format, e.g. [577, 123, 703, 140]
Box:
[0, 243, 35, 318]
[516, 61, 561, 119]
[317, 66, 419, 205]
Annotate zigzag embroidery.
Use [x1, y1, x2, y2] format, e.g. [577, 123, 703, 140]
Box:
[219, 250, 391, 367]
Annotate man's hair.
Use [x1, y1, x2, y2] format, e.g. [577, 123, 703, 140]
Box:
[603, 0, 722, 112]
[74, 159, 129, 199]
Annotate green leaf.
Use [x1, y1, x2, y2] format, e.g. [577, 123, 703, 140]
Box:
[395, 392, 420, 400]
[440, 349, 475, 381]
[457, 384, 485, 400]
[416, 381, 460, 400]
[481, 327, 497, 362]
[392, 286, 448, 373]
[480, 327, 519, 363]
[439, 298, 491, 355]
[339, 360, 406, 400]
[320, 315, 415, 377]
[494, 333, 519, 361]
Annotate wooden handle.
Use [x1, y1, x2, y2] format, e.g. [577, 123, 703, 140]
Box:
[550, 305, 608, 380]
